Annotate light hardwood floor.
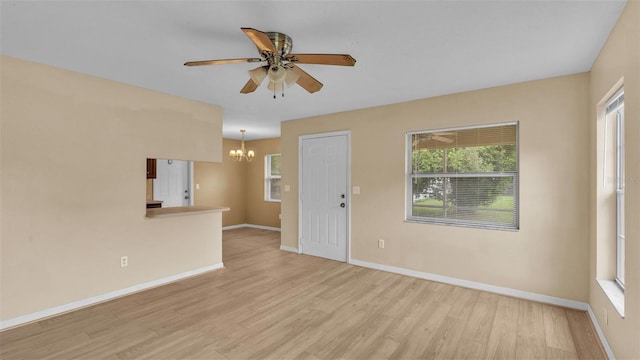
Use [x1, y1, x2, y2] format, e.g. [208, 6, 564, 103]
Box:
[1, 228, 605, 359]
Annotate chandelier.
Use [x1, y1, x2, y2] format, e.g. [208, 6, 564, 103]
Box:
[229, 129, 255, 162]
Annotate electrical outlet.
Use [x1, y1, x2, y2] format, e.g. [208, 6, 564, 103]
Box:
[120, 256, 128, 268]
[604, 308, 608, 326]
[378, 239, 385, 249]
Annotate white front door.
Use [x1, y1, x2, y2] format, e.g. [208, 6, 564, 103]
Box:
[300, 132, 349, 262]
[153, 159, 191, 207]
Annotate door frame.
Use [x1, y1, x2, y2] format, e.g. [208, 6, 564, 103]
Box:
[298, 130, 351, 263]
[153, 159, 194, 207]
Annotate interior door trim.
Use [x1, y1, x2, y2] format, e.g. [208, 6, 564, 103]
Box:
[298, 130, 351, 263]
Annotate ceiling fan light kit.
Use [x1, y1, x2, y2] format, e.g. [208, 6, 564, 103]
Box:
[248, 66, 267, 85]
[284, 69, 300, 87]
[185, 27, 356, 98]
[268, 65, 286, 82]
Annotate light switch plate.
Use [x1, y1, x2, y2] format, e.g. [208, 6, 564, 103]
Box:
[352, 186, 360, 195]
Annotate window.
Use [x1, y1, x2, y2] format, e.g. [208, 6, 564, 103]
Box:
[605, 89, 625, 288]
[407, 123, 518, 230]
[596, 87, 625, 315]
[265, 154, 281, 202]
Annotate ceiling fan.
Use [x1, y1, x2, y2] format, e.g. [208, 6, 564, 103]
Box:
[184, 28, 356, 97]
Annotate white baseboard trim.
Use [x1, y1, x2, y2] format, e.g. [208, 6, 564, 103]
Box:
[222, 224, 281, 232]
[0, 262, 224, 331]
[222, 224, 245, 230]
[587, 305, 616, 360]
[280, 245, 299, 253]
[349, 258, 589, 311]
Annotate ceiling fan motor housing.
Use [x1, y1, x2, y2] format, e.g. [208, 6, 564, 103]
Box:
[265, 32, 293, 57]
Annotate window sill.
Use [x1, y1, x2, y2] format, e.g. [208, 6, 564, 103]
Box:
[597, 279, 625, 317]
[265, 199, 281, 203]
[404, 218, 518, 232]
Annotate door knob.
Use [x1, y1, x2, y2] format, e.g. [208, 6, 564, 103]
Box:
[340, 203, 346, 208]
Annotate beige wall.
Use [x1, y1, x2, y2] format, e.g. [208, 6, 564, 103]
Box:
[245, 138, 282, 228]
[589, 1, 639, 359]
[0, 56, 224, 321]
[282, 73, 591, 302]
[193, 138, 246, 227]
[193, 137, 281, 228]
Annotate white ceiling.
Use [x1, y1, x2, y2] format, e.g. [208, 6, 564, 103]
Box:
[1, 1, 626, 140]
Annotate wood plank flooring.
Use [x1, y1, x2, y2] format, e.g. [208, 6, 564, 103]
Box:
[0, 228, 606, 359]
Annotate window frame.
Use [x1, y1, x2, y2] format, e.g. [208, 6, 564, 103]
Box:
[405, 122, 519, 230]
[606, 89, 625, 289]
[265, 153, 282, 202]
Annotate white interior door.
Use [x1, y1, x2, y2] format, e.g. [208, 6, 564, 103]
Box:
[300, 133, 349, 262]
[153, 159, 190, 207]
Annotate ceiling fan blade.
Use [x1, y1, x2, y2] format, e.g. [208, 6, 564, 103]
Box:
[289, 65, 323, 93]
[241, 27, 276, 53]
[285, 54, 356, 66]
[432, 135, 454, 143]
[240, 78, 258, 94]
[184, 58, 262, 66]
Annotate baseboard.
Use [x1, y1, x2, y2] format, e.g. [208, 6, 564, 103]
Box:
[222, 223, 281, 232]
[349, 258, 589, 311]
[0, 262, 224, 331]
[587, 306, 616, 360]
[280, 245, 299, 253]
